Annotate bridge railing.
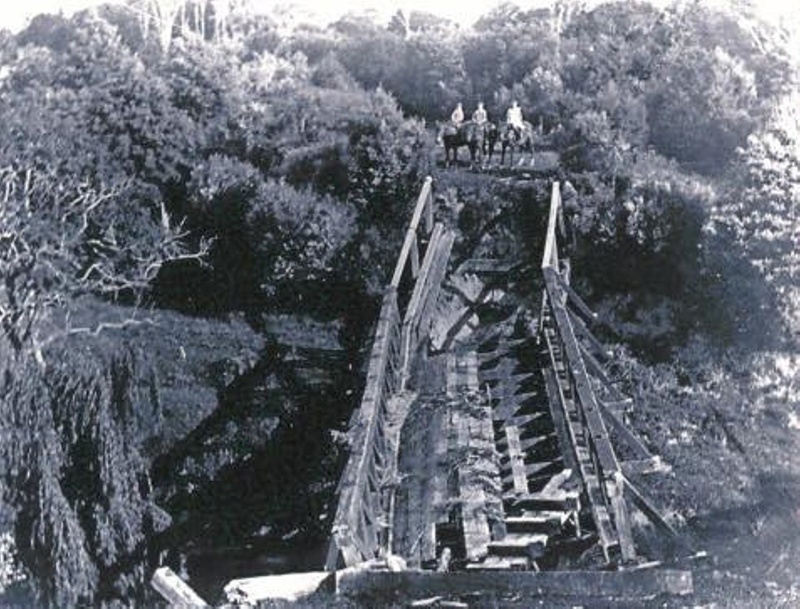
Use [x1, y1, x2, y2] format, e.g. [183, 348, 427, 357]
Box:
[391, 177, 435, 311]
[539, 182, 636, 562]
[328, 176, 446, 569]
[399, 223, 455, 389]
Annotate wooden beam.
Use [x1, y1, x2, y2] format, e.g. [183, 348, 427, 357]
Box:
[621, 457, 671, 477]
[597, 399, 656, 462]
[568, 309, 610, 361]
[151, 567, 209, 607]
[391, 177, 434, 288]
[541, 182, 561, 270]
[579, 343, 628, 402]
[504, 425, 530, 495]
[555, 271, 597, 323]
[336, 569, 693, 599]
[622, 477, 681, 541]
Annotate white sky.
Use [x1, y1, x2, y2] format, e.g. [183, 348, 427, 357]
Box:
[1, 0, 798, 36]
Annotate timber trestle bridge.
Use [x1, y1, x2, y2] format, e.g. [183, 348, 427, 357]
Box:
[154, 177, 694, 607]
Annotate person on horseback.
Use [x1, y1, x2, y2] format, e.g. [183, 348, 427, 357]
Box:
[506, 100, 524, 141]
[451, 102, 464, 127]
[472, 102, 488, 126]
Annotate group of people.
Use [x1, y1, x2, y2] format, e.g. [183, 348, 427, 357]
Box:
[450, 100, 525, 138]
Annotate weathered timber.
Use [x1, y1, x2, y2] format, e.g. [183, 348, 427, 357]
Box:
[506, 492, 580, 511]
[391, 176, 434, 289]
[505, 512, 570, 534]
[503, 425, 529, 495]
[151, 567, 209, 607]
[402, 226, 455, 387]
[488, 533, 548, 557]
[336, 569, 693, 598]
[622, 476, 681, 541]
[579, 342, 628, 403]
[567, 308, 610, 361]
[597, 398, 657, 462]
[224, 572, 334, 604]
[554, 271, 598, 323]
[542, 324, 619, 556]
[542, 269, 636, 561]
[621, 457, 670, 477]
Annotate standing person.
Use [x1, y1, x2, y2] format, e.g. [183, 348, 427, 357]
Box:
[451, 102, 464, 127]
[506, 100, 524, 140]
[472, 102, 488, 126]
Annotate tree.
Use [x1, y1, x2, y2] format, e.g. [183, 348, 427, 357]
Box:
[0, 166, 208, 361]
[711, 90, 800, 340]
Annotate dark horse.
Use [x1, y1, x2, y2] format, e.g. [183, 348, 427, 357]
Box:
[498, 121, 535, 166]
[483, 122, 501, 164]
[438, 121, 483, 167]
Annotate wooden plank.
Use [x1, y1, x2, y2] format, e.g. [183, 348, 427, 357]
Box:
[505, 512, 569, 534]
[402, 224, 445, 382]
[542, 368, 576, 472]
[336, 569, 694, 599]
[415, 231, 455, 345]
[507, 490, 580, 511]
[489, 533, 548, 552]
[541, 182, 561, 270]
[623, 477, 680, 540]
[597, 399, 657, 462]
[431, 407, 450, 523]
[504, 425, 529, 495]
[151, 567, 209, 607]
[543, 269, 622, 480]
[568, 308, 610, 361]
[579, 343, 628, 402]
[466, 556, 530, 570]
[224, 572, 334, 604]
[478, 356, 515, 383]
[554, 271, 597, 323]
[621, 457, 670, 477]
[518, 433, 557, 452]
[391, 177, 434, 288]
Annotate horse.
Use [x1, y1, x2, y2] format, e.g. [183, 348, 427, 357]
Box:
[438, 121, 483, 167]
[482, 122, 501, 164]
[499, 121, 535, 166]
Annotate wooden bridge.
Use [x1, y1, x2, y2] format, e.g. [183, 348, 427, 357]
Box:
[155, 177, 694, 606]
[321, 177, 691, 602]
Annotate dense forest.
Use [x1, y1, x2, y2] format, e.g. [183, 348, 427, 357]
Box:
[0, 0, 797, 606]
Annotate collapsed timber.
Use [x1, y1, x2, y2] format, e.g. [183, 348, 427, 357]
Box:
[153, 178, 694, 606]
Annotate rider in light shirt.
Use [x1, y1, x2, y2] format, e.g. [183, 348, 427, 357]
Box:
[506, 100, 524, 140]
[472, 102, 488, 126]
[451, 102, 464, 127]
